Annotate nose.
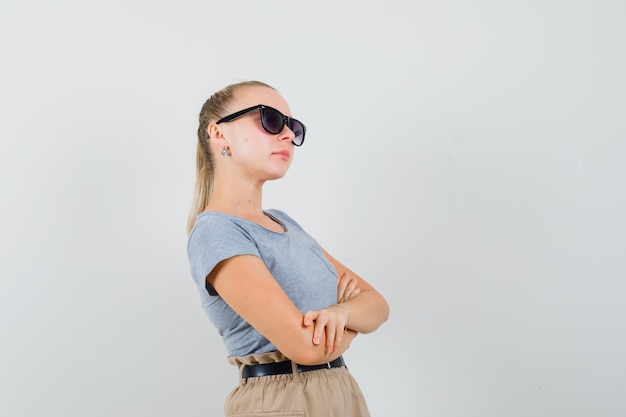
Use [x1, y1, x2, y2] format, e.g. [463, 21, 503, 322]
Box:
[279, 124, 295, 143]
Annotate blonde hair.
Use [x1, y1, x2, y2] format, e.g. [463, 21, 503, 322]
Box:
[187, 80, 275, 234]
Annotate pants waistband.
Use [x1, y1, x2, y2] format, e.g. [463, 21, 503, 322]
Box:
[241, 356, 345, 378]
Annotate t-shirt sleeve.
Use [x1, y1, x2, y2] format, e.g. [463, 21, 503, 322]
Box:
[187, 216, 260, 296]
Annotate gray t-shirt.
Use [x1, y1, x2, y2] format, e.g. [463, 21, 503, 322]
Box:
[187, 209, 338, 358]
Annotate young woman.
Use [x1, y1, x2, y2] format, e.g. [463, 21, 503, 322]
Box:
[186, 80, 389, 416]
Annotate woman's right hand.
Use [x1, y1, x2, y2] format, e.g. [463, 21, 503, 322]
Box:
[337, 272, 361, 303]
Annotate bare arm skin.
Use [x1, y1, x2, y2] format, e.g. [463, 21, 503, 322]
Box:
[300, 271, 363, 353]
[208, 254, 357, 365]
[303, 247, 390, 353]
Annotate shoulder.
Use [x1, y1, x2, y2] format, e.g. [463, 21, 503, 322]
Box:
[189, 211, 239, 236]
[186, 212, 264, 292]
[187, 212, 254, 250]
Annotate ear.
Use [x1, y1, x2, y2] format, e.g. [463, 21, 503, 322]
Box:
[207, 123, 227, 145]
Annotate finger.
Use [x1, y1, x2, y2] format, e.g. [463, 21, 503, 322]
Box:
[334, 325, 344, 352]
[337, 271, 350, 283]
[326, 324, 337, 354]
[343, 279, 359, 301]
[303, 310, 318, 327]
[338, 273, 358, 303]
[346, 276, 358, 293]
[340, 282, 360, 303]
[336, 273, 350, 303]
[313, 316, 328, 346]
[343, 283, 361, 301]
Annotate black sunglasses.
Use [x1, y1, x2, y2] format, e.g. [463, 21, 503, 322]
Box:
[216, 104, 306, 146]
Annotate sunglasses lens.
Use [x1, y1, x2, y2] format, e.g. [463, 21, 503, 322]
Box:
[261, 107, 284, 134]
[289, 120, 305, 146]
[260, 106, 305, 146]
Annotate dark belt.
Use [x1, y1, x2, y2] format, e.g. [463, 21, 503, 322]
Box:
[241, 356, 345, 378]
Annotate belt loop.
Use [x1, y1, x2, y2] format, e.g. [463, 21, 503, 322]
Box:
[238, 364, 247, 385]
[290, 361, 301, 383]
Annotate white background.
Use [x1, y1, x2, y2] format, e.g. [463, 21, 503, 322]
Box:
[1, 1, 625, 416]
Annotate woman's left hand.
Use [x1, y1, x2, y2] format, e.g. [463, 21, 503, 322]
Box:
[303, 304, 350, 354]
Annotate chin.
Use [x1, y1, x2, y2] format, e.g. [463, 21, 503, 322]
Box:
[271, 172, 288, 181]
[266, 169, 289, 181]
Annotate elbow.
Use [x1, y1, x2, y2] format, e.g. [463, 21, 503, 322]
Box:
[359, 298, 390, 334]
[289, 350, 325, 366]
[273, 333, 330, 366]
[281, 346, 328, 366]
[379, 295, 390, 323]
[378, 299, 390, 329]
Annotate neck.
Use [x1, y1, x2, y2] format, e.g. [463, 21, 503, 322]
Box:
[207, 179, 265, 219]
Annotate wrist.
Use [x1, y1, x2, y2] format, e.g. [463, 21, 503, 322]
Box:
[333, 303, 350, 327]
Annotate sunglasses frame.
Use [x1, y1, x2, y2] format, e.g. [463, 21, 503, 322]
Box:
[216, 104, 306, 146]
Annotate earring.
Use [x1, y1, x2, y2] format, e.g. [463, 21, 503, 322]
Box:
[221, 148, 229, 156]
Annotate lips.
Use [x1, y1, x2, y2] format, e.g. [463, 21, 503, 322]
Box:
[272, 150, 291, 160]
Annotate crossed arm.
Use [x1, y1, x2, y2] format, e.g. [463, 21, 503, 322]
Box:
[207, 246, 389, 366]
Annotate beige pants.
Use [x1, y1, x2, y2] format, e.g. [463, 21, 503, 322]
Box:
[224, 352, 371, 417]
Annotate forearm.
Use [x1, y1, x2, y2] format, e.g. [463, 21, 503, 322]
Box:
[291, 328, 357, 366]
[339, 289, 389, 334]
[321, 246, 390, 334]
[210, 255, 371, 366]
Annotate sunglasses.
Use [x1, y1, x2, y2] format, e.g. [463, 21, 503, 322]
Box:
[216, 104, 306, 146]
